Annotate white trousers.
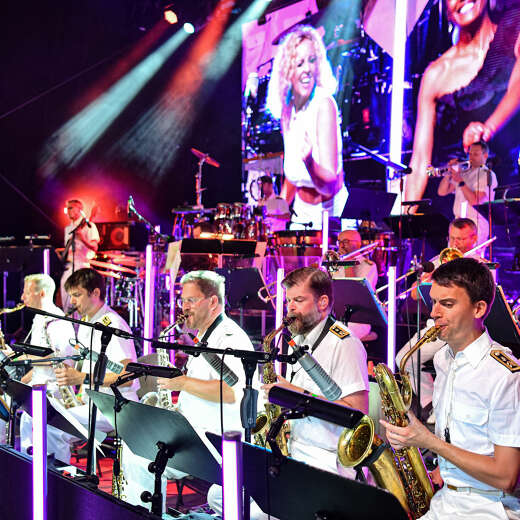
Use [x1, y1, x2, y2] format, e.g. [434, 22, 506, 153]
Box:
[423, 487, 516, 520]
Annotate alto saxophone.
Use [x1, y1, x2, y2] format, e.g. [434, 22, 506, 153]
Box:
[141, 313, 187, 409]
[42, 319, 82, 408]
[252, 316, 294, 456]
[112, 435, 128, 500]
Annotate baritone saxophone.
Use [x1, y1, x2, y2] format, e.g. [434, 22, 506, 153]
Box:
[252, 316, 294, 456]
[338, 326, 439, 519]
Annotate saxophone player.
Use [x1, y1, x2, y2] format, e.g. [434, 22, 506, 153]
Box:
[21, 269, 139, 477]
[382, 259, 520, 519]
[155, 271, 258, 515]
[6, 274, 75, 447]
[262, 267, 369, 477]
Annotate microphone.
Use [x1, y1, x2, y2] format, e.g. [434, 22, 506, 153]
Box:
[268, 386, 364, 429]
[11, 343, 54, 357]
[79, 210, 92, 228]
[290, 341, 342, 401]
[403, 260, 435, 277]
[124, 362, 183, 379]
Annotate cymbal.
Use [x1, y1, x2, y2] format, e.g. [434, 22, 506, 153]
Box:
[95, 269, 121, 279]
[90, 259, 137, 276]
[190, 148, 220, 168]
[100, 252, 144, 268]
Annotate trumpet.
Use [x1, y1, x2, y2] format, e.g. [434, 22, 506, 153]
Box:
[427, 160, 470, 177]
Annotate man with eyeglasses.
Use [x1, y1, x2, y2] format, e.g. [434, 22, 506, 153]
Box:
[335, 229, 378, 289]
[157, 270, 258, 517]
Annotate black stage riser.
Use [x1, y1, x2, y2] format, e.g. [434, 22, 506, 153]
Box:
[0, 446, 159, 520]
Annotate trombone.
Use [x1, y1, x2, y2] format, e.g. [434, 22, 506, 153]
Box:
[257, 242, 379, 304]
[382, 236, 497, 303]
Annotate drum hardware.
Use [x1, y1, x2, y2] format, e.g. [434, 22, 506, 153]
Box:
[191, 147, 220, 208]
[89, 259, 137, 276]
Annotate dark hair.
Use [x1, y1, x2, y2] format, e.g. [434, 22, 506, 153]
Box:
[259, 175, 273, 184]
[64, 268, 106, 301]
[450, 218, 477, 232]
[432, 258, 495, 316]
[470, 140, 489, 154]
[282, 267, 333, 308]
[181, 270, 225, 305]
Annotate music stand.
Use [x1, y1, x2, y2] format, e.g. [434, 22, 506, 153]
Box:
[341, 188, 397, 224]
[88, 390, 222, 515]
[3, 380, 89, 441]
[332, 278, 388, 361]
[206, 432, 408, 520]
[418, 284, 520, 356]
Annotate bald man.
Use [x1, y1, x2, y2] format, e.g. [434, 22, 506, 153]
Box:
[336, 230, 378, 289]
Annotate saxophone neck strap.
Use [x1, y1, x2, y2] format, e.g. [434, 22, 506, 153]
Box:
[308, 315, 336, 355]
[200, 313, 224, 344]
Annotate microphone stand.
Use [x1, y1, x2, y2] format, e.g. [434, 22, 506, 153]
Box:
[414, 259, 424, 420]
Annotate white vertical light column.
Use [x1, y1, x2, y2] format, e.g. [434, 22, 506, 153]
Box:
[43, 249, 50, 276]
[387, 266, 397, 371]
[143, 243, 155, 355]
[388, 0, 408, 214]
[222, 430, 243, 520]
[321, 210, 329, 257]
[275, 267, 284, 376]
[32, 384, 47, 520]
[169, 269, 176, 364]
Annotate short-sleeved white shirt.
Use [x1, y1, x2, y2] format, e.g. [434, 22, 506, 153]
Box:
[77, 303, 138, 400]
[64, 218, 99, 266]
[288, 317, 369, 454]
[29, 303, 76, 386]
[433, 331, 520, 491]
[176, 315, 257, 434]
[453, 166, 497, 243]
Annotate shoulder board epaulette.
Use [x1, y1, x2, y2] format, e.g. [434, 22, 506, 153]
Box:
[490, 349, 520, 373]
[101, 315, 112, 326]
[329, 323, 350, 339]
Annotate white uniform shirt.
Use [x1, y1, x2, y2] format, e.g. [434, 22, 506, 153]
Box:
[333, 256, 378, 290]
[288, 317, 369, 457]
[64, 218, 99, 267]
[433, 331, 520, 491]
[452, 166, 497, 244]
[177, 315, 257, 434]
[77, 303, 138, 400]
[29, 303, 76, 387]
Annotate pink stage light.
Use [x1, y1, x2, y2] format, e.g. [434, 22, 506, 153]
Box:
[143, 243, 155, 355]
[222, 430, 243, 520]
[386, 266, 397, 371]
[32, 384, 47, 520]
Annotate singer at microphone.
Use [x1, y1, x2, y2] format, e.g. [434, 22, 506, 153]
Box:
[260, 267, 370, 478]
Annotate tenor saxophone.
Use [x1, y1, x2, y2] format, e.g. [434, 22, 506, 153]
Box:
[252, 316, 294, 456]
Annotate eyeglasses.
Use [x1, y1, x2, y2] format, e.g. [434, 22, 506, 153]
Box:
[337, 239, 358, 246]
[179, 296, 206, 307]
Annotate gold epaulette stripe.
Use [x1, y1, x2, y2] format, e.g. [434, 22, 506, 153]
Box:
[490, 349, 520, 373]
[329, 323, 350, 339]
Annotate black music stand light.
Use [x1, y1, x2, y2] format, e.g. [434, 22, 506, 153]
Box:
[88, 390, 222, 515]
[331, 278, 388, 361]
[206, 432, 408, 520]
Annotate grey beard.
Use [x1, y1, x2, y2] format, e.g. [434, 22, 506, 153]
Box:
[288, 310, 322, 336]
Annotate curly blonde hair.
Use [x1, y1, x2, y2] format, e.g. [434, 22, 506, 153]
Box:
[266, 25, 337, 120]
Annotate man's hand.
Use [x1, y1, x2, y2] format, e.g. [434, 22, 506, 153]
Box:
[54, 365, 85, 387]
[380, 411, 436, 451]
[261, 375, 299, 400]
[157, 375, 187, 392]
